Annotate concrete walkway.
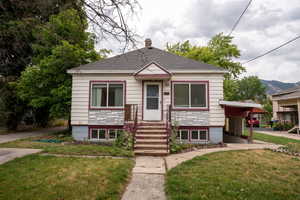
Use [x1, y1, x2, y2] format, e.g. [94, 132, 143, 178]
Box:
[165, 142, 280, 170]
[121, 157, 166, 200]
[256, 130, 300, 141]
[122, 142, 280, 200]
[0, 126, 66, 144]
[0, 148, 42, 164]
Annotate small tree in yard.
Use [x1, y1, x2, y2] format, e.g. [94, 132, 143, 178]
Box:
[17, 9, 107, 129]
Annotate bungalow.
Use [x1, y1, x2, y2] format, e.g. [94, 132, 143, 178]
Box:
[272, 86, 300, 133]
[67, 39, 228, 155]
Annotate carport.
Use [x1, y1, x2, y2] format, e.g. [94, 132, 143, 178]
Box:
[219, 100, 263, 143]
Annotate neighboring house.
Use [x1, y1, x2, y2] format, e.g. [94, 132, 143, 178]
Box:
[67, 39, 227, 155]
[272, 86, 300, 130]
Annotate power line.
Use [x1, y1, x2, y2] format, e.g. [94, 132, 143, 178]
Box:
[242, 35, 300, 64]
[228, 0, 253, 36]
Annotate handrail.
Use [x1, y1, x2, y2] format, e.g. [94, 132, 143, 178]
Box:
[133, 104, 138, 150]
[166, 104, 172, 153]
[124, 104, 138, 151]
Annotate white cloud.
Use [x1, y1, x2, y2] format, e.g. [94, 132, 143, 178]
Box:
[96, 0, 300, 82]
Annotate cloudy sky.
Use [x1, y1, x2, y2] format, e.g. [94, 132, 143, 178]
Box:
[99, 0, 300, 83]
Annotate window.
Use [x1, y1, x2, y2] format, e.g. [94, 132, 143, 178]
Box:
[191, 130, 208, 141]
[177, 129, 208, 141]
[173, 82, 207, 109]
[90, 129, 106, 140]
[177, 130, 189, 141]
[90, 128, 123, 140]
[91, 82, 124, 108]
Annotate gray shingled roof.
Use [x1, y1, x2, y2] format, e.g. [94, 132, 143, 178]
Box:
[70, 47, 226, 72]
[272, 85, 300, 100]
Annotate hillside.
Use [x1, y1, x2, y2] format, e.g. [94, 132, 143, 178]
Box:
[261, 79, 300, 94]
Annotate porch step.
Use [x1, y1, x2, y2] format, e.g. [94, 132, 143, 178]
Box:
[134, 149, 169, 156]
[135, 138, 167, 144]
[136, 129, 166, 133]
[138, 121, 165, 126]
[135, 134, 167, 139]
[135, 144, 168, 150]
[138, 126, 166, 129]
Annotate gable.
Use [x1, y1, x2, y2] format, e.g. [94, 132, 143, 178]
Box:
[135, 62, 171, 75]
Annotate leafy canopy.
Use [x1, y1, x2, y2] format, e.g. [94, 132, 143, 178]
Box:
[167, 33, 245, 79]
[17, 9, 106, 119]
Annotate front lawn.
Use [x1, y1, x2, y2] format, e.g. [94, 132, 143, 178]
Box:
[245, 130, 300, 145]
[166, 150, 300, 200]
[0, 155, 134, 200]
[0, 132, 133, 157]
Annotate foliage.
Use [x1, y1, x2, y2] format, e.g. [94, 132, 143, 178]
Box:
[273, 122, 294, 131]
[169, 122, 181, 153]
[166, 150, 300, 200]
[0, 81, 27, 130]
[166, 33, 245, 79]
[0, 154, 134, 200]
[0, 0, 77, 77]
[114, 131, 134, 151]
[17, 9, 103, 123]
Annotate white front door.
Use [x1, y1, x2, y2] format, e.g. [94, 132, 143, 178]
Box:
[143, 82, 162, 121]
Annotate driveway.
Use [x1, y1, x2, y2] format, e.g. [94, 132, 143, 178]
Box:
[0, 126, 66, 144]
[0, 148, 42, 164]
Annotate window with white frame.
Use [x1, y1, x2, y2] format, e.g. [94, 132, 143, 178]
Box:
[191, 130, 208, 141]
[90, 128, 123, 140]
[91, 82, 124, 108]
[173, 82, 207, 108]
[177, 130, 189, 141]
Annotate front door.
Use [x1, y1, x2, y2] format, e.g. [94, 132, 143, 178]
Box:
[143, 82, 162, 121]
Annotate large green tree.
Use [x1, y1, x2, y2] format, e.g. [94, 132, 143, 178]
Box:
[167, 33, 245, 79]
[17, 9, 106, 127]
[166, 33, 245, 101]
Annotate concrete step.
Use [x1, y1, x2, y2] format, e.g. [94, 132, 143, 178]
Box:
[135, 139, 167, 144]
[138, 121, 165, 126]
[136, 129, 166, 133]
[135, 144, 168, 150]
[138, 126, 166, 129]
[135, 134, 167, 139]
[134, 149, 169, 156]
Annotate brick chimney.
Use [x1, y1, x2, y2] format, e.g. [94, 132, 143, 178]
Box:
[145, 38, 152, 48]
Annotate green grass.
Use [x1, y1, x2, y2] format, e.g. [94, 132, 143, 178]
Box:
[0, 155, 134, 200]
[166, 150, 300, 200]
[0, 132, 133, 157]
[245, 130, 300, 145]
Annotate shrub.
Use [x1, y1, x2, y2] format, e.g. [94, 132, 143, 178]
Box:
[114, 131, 133, 150]
[273, 122, 294, 131]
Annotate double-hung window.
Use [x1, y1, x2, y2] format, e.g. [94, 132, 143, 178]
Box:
[173, 82, 207, 109]
[191, 130, 208, 141]
[91, 82, 124, 108]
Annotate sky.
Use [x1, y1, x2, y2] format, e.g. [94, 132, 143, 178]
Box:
[97, 0, 300, 83]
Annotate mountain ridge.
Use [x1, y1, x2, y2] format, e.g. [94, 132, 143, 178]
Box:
[260, 79, 300, 95]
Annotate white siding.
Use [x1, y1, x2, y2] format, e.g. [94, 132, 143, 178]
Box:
[71, 74, 142, 125]
[166, 74, 225, 126]
[71, 73, 225, 126]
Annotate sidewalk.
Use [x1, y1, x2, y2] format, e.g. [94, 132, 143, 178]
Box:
[0, 126, 66, 144]
[0, 148, 42, 164]
[121, 142, 280, 200]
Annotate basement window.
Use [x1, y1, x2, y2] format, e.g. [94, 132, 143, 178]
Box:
[90, 128, 123, 140]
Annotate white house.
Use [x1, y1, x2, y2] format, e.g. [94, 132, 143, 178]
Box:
[67, 39, 227, 155]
